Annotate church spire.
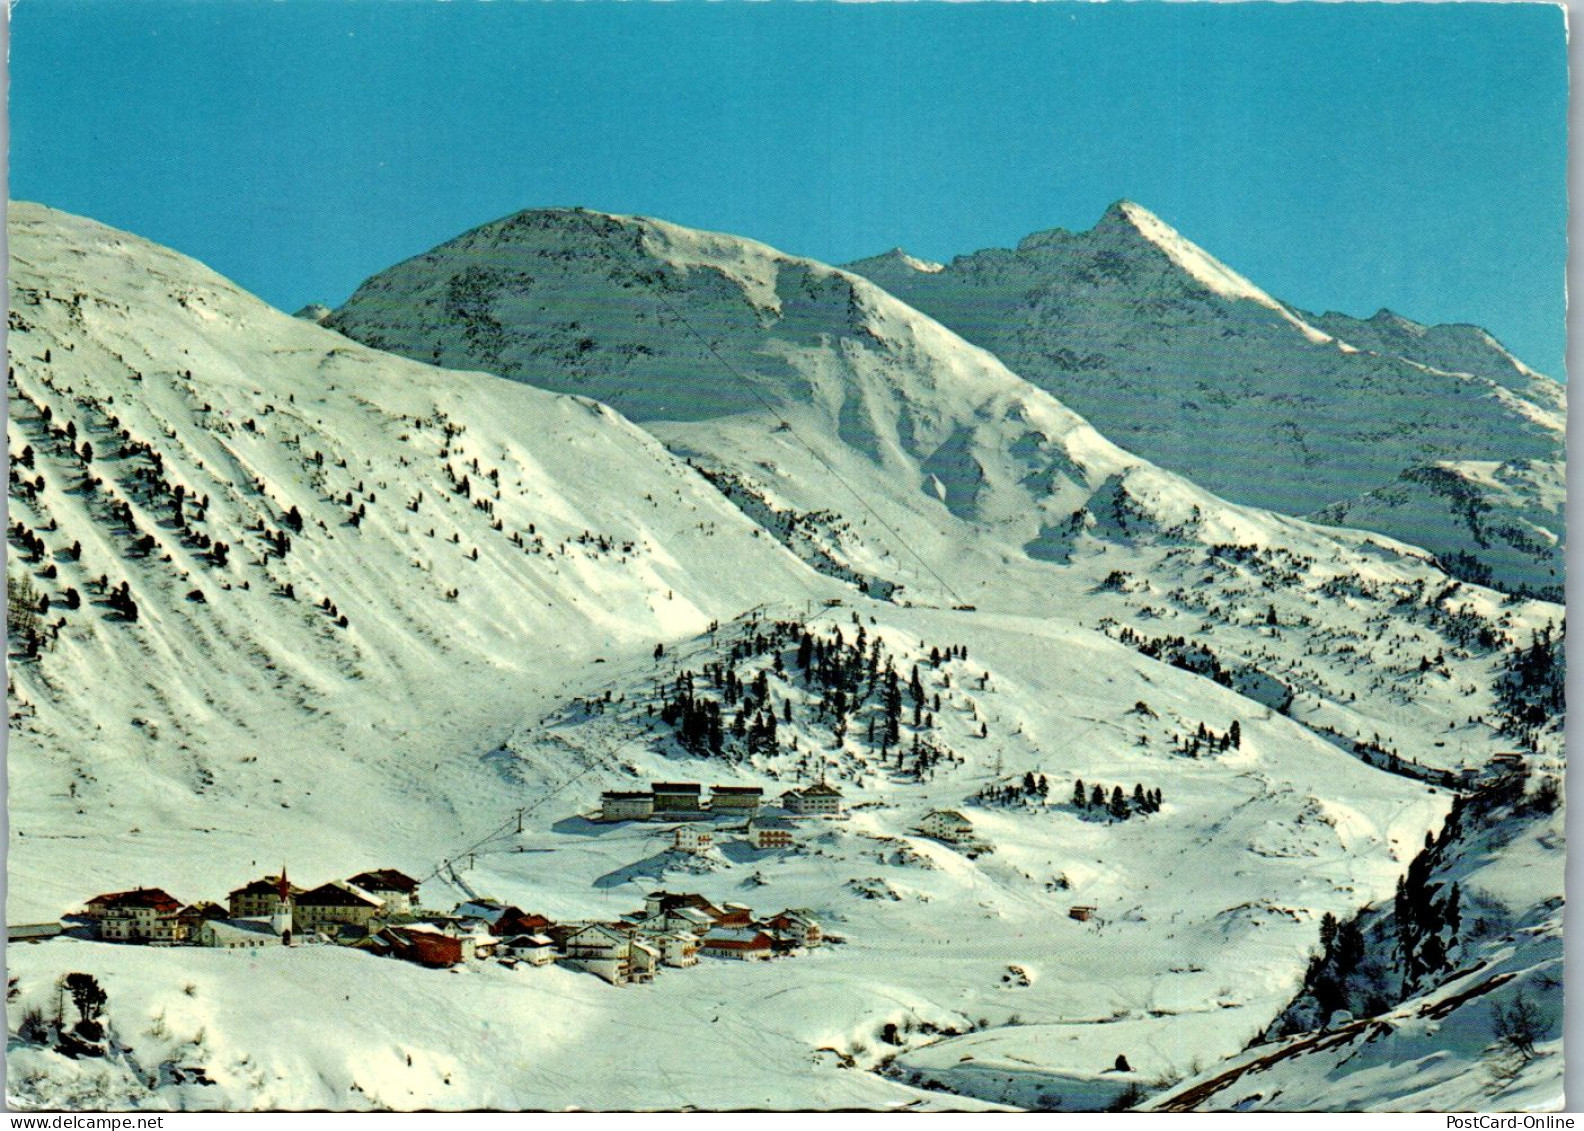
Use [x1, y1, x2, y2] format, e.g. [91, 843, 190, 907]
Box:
[273, 866, 294, 944]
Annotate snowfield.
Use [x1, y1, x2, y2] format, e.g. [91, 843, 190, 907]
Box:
[6, 202, 1564, 1112]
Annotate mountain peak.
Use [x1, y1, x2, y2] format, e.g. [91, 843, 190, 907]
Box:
[1087, 201, 1335, 344]
[1369, 308, 1427, 334]
[1099, 198, 1163, 229]
[844, 247, 945, 277]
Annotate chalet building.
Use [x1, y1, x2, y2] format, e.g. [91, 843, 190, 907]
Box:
[395, 925, 466, 968]
[177, 902, 229, 939]
[227, 874, 302, 919]
[454, 899, 510, 929]
[919, 809, 976, 844]
[631, 938, 661, 981]
[1489, 752, 1528, 777]
[709, 786, 763, 815]
[673, 825, 715, 855]
[652, 782, 704, 815]
[640, 891, 725, 934]
[347, 869, 422, 914]
[196, 917, 281, 949]
[647, 931, 700, 968]
[294, 881, 384, 934]
[764, 909, 822, 949]
[563, 923, 655, 985]
[601, 790, 655, 822]
[86, 887, 181, 920]
[466, 929, 499, 960]
[631, 904, 715, 936]
[89, 889, 184, 943]
[700, 928, 775, 961]
[500, 933, 557, 966]
[538, 922, 575, 946]
[493, 909, 554, 938]
[715, 903, 754, 929]
[747, 816, 794, 850]
[783, 782, 844, 817]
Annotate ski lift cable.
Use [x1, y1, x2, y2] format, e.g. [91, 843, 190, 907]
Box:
[565, 209, 967, 610]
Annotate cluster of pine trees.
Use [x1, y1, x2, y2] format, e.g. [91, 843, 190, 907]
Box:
[1071, 778, 1162, 820]
[1495, 624, 1565, 748]
[1299, 910, 1369, 1022]
[1112, 624, 1235, 689]
[1394, 832, 1463, 994]
[650, 617, 966, 777]
[1178, 719, 1240, 757]
[104, 579, 139, 622]
[8, 521, 47, 563]
[973, 771, 1050, 807]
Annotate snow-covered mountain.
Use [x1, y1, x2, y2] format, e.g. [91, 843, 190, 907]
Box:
[1303, 307, 1564, 413]
[7, 203, 1564, 1112]
[5, 200, 828, 916]
[1314, 459, 1565, 601]
[841, 202, 1565, 598]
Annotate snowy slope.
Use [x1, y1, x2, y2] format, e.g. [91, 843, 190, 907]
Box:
[5, 200, 829, 921]
[1147, 776, 1563, 1113]
[841, 203, 1565, 597]
[1314, 459, 1565, 601]
[4, 599, 1451, 1111]
[7, 204, 1565, 1112]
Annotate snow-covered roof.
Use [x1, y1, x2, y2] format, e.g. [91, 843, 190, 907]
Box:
[568, 922, 627, 943]
[347, 868, 421, 893]
[299, 881, 382, 907]
[703, 928, 772, 948]
[206, 918, 280, 943]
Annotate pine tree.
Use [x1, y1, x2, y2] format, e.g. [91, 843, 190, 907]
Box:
[1073, 779, 1087, 808]
[1318, 911, 1338, 953]
[1442, 883, 1462, 939]
[1108, 786, 1129, 820]
[1091, 784, 1106, 808]
[1334, 919, 1365, 973]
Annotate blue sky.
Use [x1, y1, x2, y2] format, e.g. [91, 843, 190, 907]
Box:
[11, 2, 1569, 377]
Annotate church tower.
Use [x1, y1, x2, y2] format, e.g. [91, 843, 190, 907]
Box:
[272, 867, 294, 945]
